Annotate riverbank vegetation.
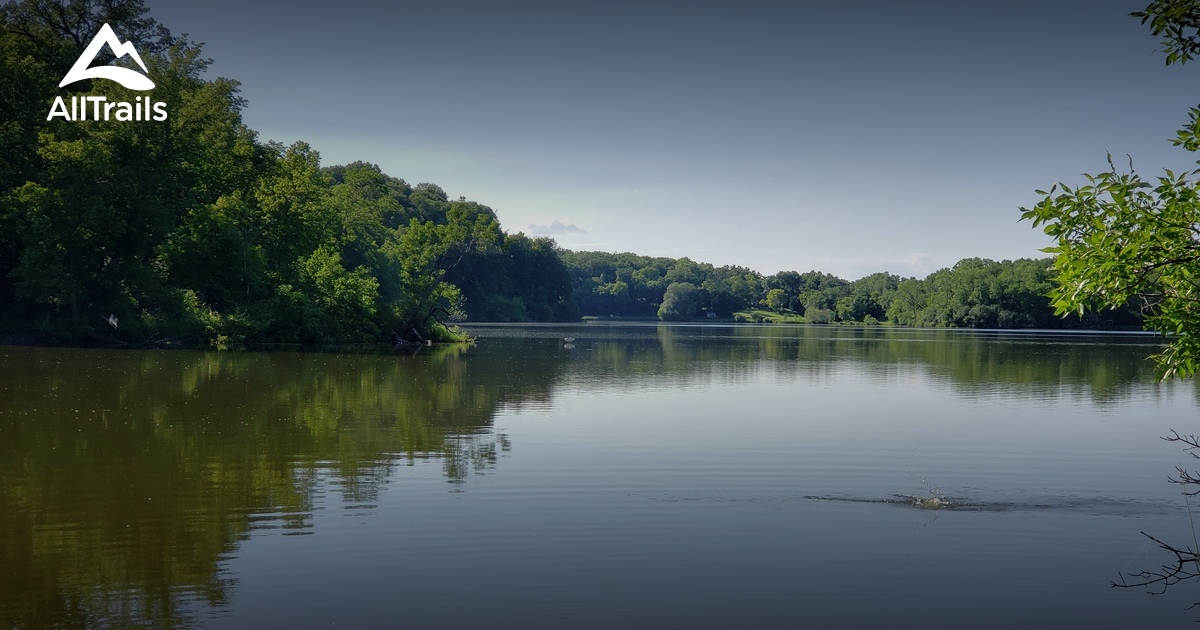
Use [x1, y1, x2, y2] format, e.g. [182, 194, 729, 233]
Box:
[562, 252, 1140, 329]
[0, 0, 1149, 348]
[0, 0, 578, 345]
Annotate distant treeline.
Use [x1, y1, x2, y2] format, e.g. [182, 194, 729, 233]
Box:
[557, 252, 1142, 329]
[0, 1, 1141, 346]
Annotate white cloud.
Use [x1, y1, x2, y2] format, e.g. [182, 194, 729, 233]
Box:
[527, 220, 587, 235]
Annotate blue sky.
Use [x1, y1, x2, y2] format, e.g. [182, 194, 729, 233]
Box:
[146, 0, 1199, 279]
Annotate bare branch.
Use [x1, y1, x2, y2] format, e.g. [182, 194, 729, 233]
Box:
[1113, 532, 1200, 594]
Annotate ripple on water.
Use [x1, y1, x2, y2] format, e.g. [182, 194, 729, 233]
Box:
[804, 493, 1184, 517]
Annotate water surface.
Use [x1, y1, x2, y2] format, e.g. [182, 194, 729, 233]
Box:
[1, 324, 1198, 628]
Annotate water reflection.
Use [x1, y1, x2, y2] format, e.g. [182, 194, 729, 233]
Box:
[0, 326, 1183, 628]
[475, 324, 1169, 406]
[0, 345, 562, 629]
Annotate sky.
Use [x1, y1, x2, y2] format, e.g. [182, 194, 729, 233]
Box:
[144, 0, 1200, 280]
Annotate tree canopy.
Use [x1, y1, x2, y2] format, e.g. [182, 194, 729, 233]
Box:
[1022, 0, 1200, 378]
[0, 0, 1164, 347]
[0, 0, 577, 345]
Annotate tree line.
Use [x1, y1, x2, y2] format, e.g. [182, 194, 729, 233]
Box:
[0, 0, 584, 344]
[560, 251, 1141, 329]
[0, 0, 1145, 347]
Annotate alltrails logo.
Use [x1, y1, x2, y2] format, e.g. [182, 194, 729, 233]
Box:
[46, 23, 167, 122]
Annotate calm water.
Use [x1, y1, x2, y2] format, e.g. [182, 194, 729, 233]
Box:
[2, 324, 1199, 628]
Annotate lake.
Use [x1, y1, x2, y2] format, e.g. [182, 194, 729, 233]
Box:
[2, 324, 1199, 628]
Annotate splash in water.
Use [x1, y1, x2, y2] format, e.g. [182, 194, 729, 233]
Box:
[804, 494, 986, 511]
[909, 496, 949, 510]
[803, 492, 1181, 516]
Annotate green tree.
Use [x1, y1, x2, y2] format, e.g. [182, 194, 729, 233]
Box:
[805, 308, 833, 324]
[1022, 1, 1200, 378]
[886, 278, 926, 325]
[700, 265, 763, 315]
[846, 272, 900, 321]
[1, 8, 267, 340]
[559, 250, 686, 317]
[6, 130, 125, 323]
[445, 233, 578, 322]
[657, 282, 699, 321]
[254, 142, 333, 281]
[1, 0, 173, 54]
[764, 288, 787, 311]
[0, 0, 585, 345]
[393, 200, 501, 339]
[764, 270, 804, 311]
[881, 258, 1104, 330]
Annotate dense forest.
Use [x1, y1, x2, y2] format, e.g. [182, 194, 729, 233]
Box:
[0, 0, 586, 344]
[561, 252, 1142, 329]
[0, 0, 1144, 346]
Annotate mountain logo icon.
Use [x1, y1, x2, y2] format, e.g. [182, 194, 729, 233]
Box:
[59, 23, 154, 91]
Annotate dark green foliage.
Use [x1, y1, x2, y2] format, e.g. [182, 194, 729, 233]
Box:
[0, 0, 1164, 346]
[887, 258, 1044, 328]
[560, 250, 676, 317]
[700, 265, 762, 316]
[558, 249, 1103, 330]
[0, 0, 579, 344]
[323, 161, 413, 230]
[763, 270, 850, 316]
[885, 258, 1139, 330]
[657, 282, 700, 321]
[448, 233, 578, 322]
[408, 183, 450, 223]
[837, 272, 899, 322]
[759, 269, 893, 323]
[798, 272, 850, 314]
[560, 251, 764, 318]
[1, 0, 174, 55]
[1134, 0, 1200, 65]
[763, 271, 804, 312]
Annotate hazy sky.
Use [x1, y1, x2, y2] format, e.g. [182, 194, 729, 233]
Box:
[145, 0, 1198, 279]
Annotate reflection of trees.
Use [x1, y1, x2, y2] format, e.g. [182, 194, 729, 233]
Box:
[541, 325, 1167, 406]
[0, 344, 564, 629]
[0, 325, 1175, 628]
[738, 326, 1162, 404]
